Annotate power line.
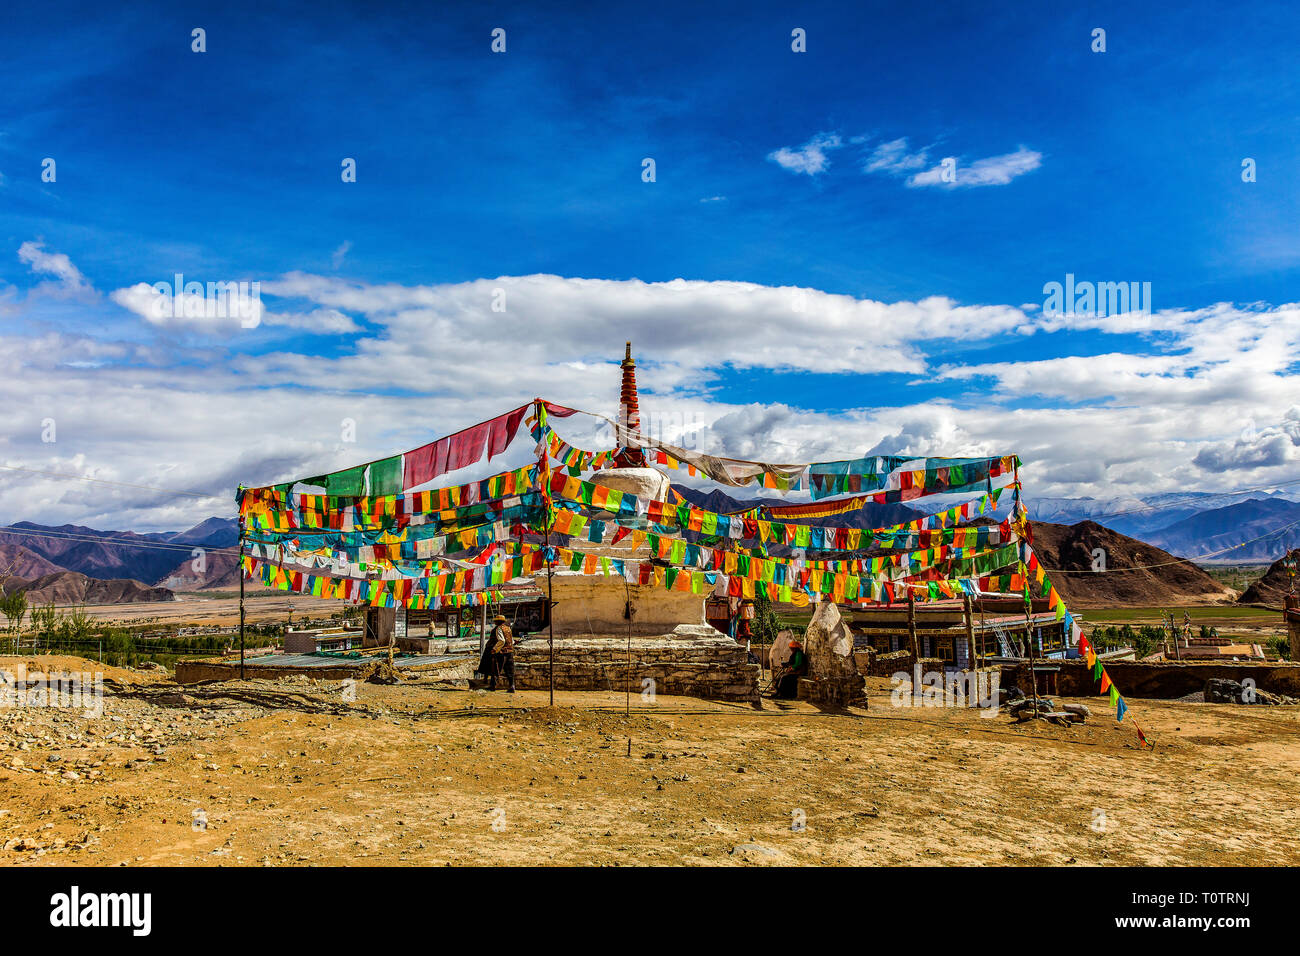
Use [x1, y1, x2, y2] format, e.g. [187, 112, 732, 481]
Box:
[0, 527, 239, 558]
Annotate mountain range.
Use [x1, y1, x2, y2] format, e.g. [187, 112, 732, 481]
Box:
[0, 517, 240, 604]
[1024, 492, 1300, 561]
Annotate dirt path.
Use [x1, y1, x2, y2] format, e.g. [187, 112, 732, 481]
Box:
[3, 659, 1299, 866]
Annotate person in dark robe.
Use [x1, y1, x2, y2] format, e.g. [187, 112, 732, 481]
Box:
[488, 614, 515, 693]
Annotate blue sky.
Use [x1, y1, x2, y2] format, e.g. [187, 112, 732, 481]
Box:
[2, 0, 1299, 529]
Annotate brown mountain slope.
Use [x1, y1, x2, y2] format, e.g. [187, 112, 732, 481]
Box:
[0, 544, 66, 580]
[155, 550, 240, 591]
[1029, 520, 1233, 608]
[1239, 555, 1298, 606]
[3, 571, 174, 606]
[197, 557, 244, 590]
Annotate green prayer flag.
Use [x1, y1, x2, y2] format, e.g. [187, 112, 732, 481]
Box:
[367, 456, 403, 496]
[305, 464, 366, 496]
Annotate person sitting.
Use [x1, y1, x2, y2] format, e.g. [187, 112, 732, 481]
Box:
[771, 638, 808, 699]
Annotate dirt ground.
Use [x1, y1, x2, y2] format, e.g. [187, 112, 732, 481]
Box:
[3, 654, 1299, 866]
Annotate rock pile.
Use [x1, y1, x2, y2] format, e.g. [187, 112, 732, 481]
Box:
[1203, 678, 1297, 705]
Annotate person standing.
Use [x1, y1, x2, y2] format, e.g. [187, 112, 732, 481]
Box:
[489, 613, 515, 693]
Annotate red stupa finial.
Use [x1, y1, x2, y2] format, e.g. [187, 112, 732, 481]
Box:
[614, 341, 646, 467]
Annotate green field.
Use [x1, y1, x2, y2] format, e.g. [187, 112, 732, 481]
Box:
[1081, 604, 1286, 647]
[1198, 564, 1273, 593]
[1081, 605, 1278, 623]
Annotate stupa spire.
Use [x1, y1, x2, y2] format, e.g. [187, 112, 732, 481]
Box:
[614, 341, 646, 467]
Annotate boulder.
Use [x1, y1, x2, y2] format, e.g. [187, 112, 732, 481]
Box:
[799, 601, 866, 708]
[768, 630, 794, 672]
[1204, 677, 1297, 705]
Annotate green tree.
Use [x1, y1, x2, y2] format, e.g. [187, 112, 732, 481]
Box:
[0, 589, 27, 651]
[29, 600, 58, 650]
[751, 589, 781, 651]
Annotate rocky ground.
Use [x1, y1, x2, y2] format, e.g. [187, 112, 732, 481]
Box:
[2, 654, 1299, 866]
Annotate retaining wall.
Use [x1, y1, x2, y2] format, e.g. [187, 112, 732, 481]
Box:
[511, 630, 759, 702]
[1002, 659, 1300, 700]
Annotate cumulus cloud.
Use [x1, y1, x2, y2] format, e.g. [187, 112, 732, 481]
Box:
[767, 132, 843, 175]
[110, 281, 265, 331]
[5, 269, 1300, 528]
[110, 281, 358, 333]
[1193, 433, 1296, 472]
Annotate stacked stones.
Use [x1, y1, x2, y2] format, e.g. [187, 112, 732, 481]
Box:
[512, 625, 759, 702]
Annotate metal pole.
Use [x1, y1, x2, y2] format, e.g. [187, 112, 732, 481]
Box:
[545, 530, 555, 707]
[1024, 593, 1038, 718]
[624, 578, 633, 717]
[238, 515, 246, 680]
[535, 397, 555, 706]
[963, 592, 976, 672]
[907, 590, 919, 660]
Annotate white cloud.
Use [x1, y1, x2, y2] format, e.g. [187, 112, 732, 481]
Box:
[331, 241, 352, 269]
[1193, 433, 1296, 472]
[5, 270, 1300, 528]
[907, 147, 1041, 189]
[767, 132, 843, 176]
[110, 281, 358, 333]
[18, 241, 94, 297]
[110, 281, 265, 331]
[863, 138, 929, 175]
